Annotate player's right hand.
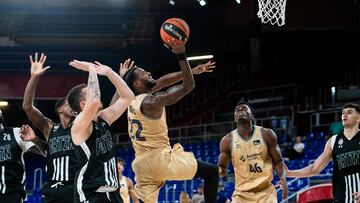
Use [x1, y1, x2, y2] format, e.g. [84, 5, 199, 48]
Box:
[29, 52, 50, 77]
[283, 162, 292, 177]
[164, 38, 186, 54]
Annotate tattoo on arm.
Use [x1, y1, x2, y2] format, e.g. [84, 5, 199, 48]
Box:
[87, 67, 101, 101]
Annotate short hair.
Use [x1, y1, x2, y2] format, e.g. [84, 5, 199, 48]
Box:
[342, 103, 360, 113]
[235, 100, 254, 114]
[67, 83, 87, 114]
[117, 157, 125, 164]
[123, 67, 139, 95]
[55, 97, 67, 117]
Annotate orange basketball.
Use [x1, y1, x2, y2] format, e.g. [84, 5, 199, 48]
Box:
[160, 18, 190, 47]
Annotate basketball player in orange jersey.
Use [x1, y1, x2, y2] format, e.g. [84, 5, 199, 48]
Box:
[218, 101, 288, 203]
[117, 158, 139, 203]
[122, 42, 219, 203]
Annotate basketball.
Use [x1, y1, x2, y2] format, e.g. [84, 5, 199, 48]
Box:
[160, 18, 190, 47]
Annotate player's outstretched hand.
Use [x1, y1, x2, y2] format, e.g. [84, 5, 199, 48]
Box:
[69, 60, 95, 72]
[30, 52, 50, 77]
[20, 125, 36, 142]
[119, 58, 135, 78]
[192, 61, 216, 75]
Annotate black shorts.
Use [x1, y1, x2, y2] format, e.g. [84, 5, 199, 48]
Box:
[0, 192, 23, 203]
[74, 190, 123, 203]
[42, 181, 75, 203]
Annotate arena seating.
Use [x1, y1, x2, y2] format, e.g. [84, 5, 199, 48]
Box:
[23, 131, 333, 203]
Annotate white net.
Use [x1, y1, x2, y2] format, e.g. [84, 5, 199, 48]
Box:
[257, 0, 287, 26]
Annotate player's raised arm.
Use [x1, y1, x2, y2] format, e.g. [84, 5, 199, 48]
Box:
[22, 52, 54, 140]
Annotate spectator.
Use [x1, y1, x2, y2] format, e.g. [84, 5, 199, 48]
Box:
[285, 135, 305, 160]
[192, 185, 205, 203]
[329, 113, 343, 135]
[180, 191, 191, 203]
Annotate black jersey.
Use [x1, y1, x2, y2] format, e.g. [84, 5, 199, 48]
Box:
[332, 131, 360, 203]
[46, 123, 82, 182]
[75, 119, 119, 202]
[0, 127, 33, 199]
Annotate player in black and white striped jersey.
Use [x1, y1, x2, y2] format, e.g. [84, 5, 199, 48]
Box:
[67, 60, 133, 203]
[0, 111, 46, 203]
[286, 103, 360, 203]
[23, 52, 82, 203]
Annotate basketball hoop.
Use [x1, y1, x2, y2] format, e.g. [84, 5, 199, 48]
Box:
[257, 0, 287, 26]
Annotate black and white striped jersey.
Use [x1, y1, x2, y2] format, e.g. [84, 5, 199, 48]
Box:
[0, 127, 34, 198]
[332, 131, 360, 203]
[75, 118, 119, 202]
[46, 123, 82, 183]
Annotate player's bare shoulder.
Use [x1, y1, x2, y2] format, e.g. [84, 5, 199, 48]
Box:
[260, 127, 277, 146]
[141, 93, 164, 118]
[220, 132, 232, 153]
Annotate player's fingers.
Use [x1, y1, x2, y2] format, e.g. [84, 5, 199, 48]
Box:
[39, 53, 45, 63]
[163, 43, 171, 50]
[129, 60, 135, 68]
[94, 61, 103, 66]
[29, 55, 34, 64]
[41, 54, 47, 64]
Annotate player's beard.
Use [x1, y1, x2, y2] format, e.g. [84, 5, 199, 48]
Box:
[145, 80, 156, 90]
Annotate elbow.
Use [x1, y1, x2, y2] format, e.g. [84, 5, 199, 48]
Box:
[184, 82, 195, 93]
[22, 103, 32, 113]
[128, 91, 135, 101]
[124, 92, 134, 106]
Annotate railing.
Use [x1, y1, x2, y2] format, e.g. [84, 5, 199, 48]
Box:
[278, 174, 332, 203]
[33, 168, 43, 191]
[309, 108, 341, 132]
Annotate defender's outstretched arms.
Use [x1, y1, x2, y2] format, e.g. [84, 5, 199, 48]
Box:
[69, 60, 133, 145]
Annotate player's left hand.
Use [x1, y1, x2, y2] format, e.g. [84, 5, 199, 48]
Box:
[20, 125, 36, 142]
[276, 178, 288, 200]
[192, 61, 216, 75]
[94, 61, 113, 76]
[354, 192, 360, 203]
[119, 58, 135, 78]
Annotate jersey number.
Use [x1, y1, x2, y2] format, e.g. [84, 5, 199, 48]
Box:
[249, 163, 262, 173]
[129, 118, 145, 141]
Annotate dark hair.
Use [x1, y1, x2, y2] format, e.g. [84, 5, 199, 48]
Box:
[342, 103, 360, 113]
[235, 100, 254, 114]
[117, 157, 125, 164]
[55, 97, 67, 117]
[67, 83, 87, 113]
[123, 67, 138, 95]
